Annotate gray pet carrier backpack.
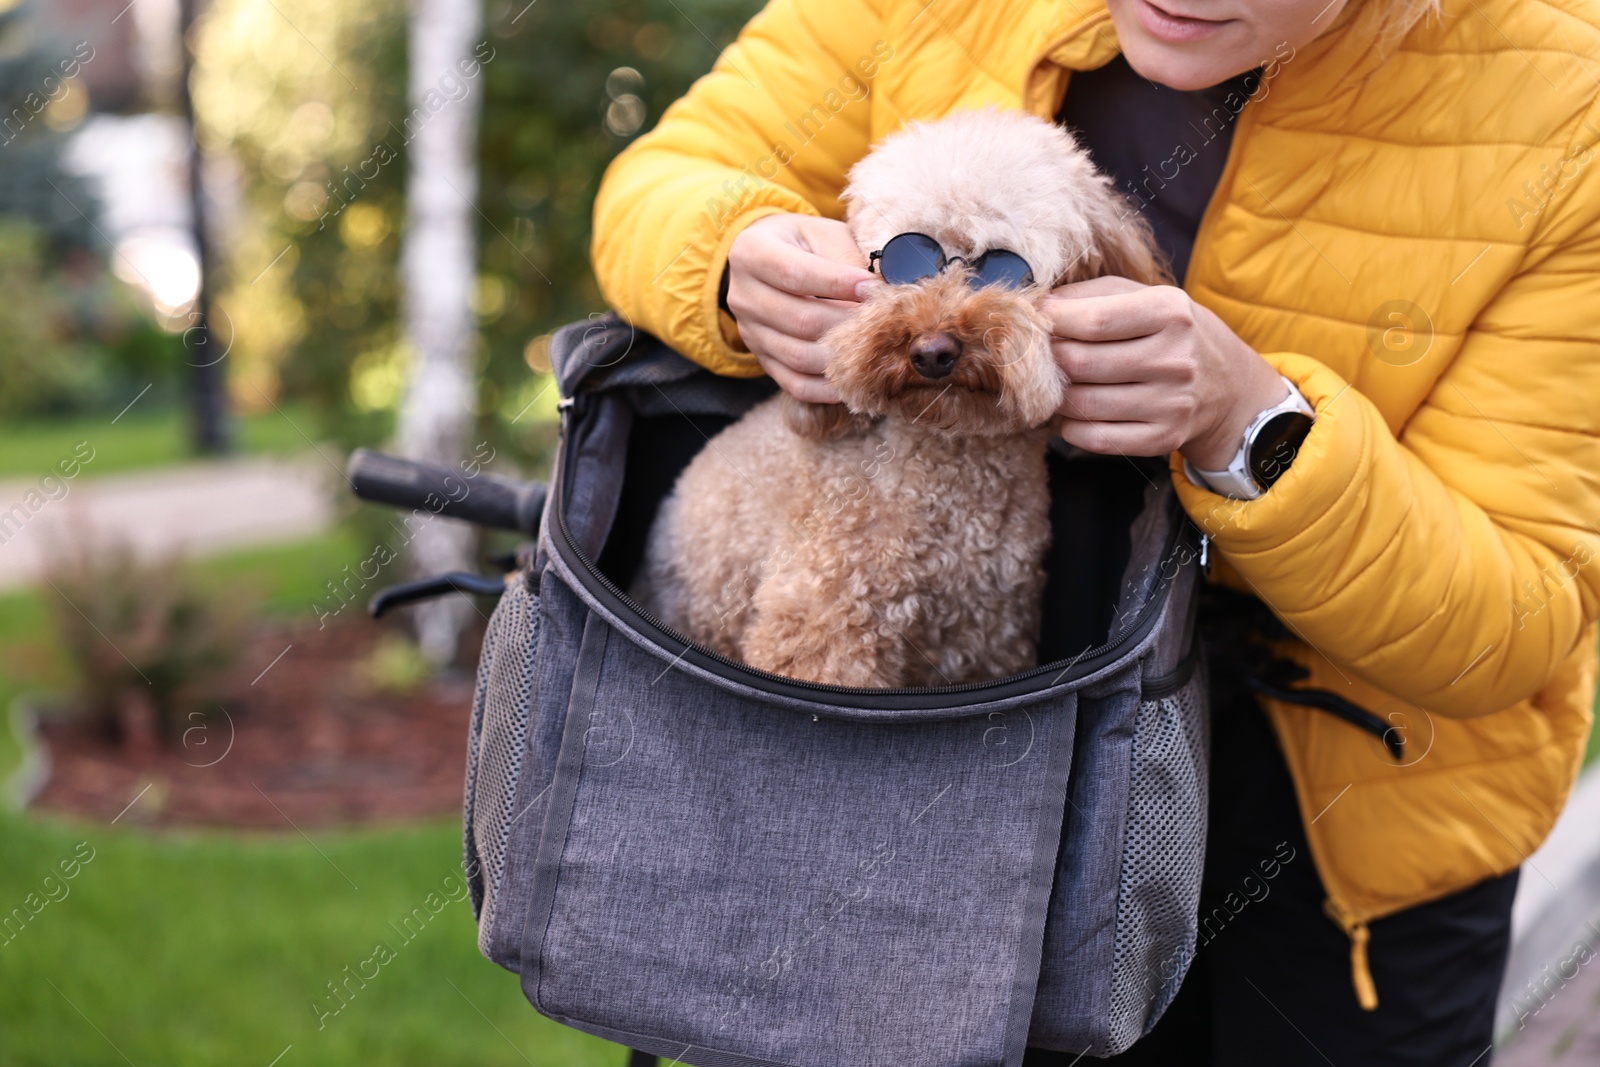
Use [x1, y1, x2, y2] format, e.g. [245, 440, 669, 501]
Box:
[462, 314, 1210, 1065]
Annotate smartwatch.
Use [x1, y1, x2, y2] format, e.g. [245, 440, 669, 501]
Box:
[1188, 376, 1315, 500]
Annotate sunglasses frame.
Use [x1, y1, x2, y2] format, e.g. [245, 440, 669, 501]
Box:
[867, 231, 1036, 290]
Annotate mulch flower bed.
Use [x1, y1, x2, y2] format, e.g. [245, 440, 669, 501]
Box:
[28, 616, 484, 830]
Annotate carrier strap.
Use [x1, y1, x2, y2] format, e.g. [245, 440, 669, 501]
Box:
[1200, 586, 1404, 760]
[1244, 670, 1405, 762]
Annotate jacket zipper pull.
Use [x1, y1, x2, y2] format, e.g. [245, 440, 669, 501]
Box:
[1346, 920, 1378, 1011]
[1323, 898, 1379, 1011]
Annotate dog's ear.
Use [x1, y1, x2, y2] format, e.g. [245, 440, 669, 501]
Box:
[780, 394, 878, 440]
[1075, 191, 1173, 287]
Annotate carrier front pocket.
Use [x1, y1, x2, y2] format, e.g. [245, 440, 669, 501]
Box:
[519, 604, 1080, 1067]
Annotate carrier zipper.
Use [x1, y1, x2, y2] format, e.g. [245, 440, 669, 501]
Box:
[559, 503, 1176, 699]
[550, 406, 1193, 705]
[1323, 898, 1379, 1011]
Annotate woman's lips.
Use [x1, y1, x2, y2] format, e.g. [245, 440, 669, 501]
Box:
[1132, 0, 1233, 42]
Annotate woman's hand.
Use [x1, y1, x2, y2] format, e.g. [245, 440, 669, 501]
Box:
[1045, 276, 1287, 469]
[725, 213, 877, 404]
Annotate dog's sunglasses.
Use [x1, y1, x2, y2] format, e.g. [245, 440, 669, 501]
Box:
[867, 232, 1035, 290]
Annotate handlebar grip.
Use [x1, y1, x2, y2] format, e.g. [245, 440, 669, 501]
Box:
[346, 449, 546, 535]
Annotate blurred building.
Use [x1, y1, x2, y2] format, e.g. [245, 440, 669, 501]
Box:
[30, 0, 146, 113]
[63, 113, 202, 317]
[31, 0, 235, 327]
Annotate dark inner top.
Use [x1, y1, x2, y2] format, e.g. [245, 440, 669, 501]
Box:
[1058, 54, 1260, 283]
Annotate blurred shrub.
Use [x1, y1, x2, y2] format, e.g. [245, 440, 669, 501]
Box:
[0, 219, 189, 418]
[357, 632, 433, 695]
[0, 221, 106, 415]
[45, 540, 244, 748]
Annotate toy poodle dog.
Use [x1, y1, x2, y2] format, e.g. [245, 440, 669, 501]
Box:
[636, 109, 1167, 688]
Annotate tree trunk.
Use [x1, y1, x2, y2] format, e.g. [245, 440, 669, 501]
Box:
[179, 0, 230, 454]
[395, 0, 484, 666]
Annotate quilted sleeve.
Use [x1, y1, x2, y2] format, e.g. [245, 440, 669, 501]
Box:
[1175, 165, 1600, 718]
[590, 0, 892, 377]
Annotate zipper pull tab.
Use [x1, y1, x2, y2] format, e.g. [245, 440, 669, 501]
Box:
[1347, 921, 1377, 1010]
[1323, 898, 1379, 1011]
[1198, 533, 1211, 576]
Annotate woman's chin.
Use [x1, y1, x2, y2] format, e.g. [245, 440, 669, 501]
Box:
[1120, 39, 1248, 88]
[1108, 3, 1258, 90]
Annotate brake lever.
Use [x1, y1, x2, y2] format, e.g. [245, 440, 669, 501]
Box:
[367, 572, 509, 618]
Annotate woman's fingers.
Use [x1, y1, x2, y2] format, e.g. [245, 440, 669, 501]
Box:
[731, 283, 859, 345]
[764, 249, 874, 303]
[732, 215, 874, 301]
[796, 216, 872, 274]
[742, 318, 833, 379]
[725, 213, 873, 404]
[1057, 381, 1169, 424]
[1051, 335, 1160, 385]
[1051, 275, 1148, 299]
[1045, 284, 1189, 343]
[755, 347, 841, 404]
[1056, 417, 1179, 459]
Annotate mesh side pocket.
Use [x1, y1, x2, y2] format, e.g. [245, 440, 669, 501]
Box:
[1104, 663, 1209, 1052]
[463, 573, 540, 951]
[463, 598, 500, 918]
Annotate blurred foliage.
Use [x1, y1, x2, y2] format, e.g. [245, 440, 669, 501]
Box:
[0, 4, 97, 251]
[0, 7, 186, 418]
[357, 632, 433, 695]
[195, 0, 762, 471]
[45, 539, 244, 745]
[0, 222, 105, 415]
[0, 219, 187, 417]
[193, 0, 405, 435]
[471, 0, 762, 465]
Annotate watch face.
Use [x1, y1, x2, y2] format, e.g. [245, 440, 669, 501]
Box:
[1249, 411, 1314, 489]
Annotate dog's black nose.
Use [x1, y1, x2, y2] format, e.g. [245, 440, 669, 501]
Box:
[909, 333, 960, 380]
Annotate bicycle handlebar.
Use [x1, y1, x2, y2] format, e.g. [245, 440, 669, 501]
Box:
[346, 448, 546, 535]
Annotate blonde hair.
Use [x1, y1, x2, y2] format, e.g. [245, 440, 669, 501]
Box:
[1377, 0, 1443, 46]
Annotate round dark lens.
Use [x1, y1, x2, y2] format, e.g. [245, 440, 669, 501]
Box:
[970, 249, 1035, 290]
[877, 233, 946, 285]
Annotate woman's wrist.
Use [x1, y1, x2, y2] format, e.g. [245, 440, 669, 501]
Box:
[1179, 350, 1288, 469]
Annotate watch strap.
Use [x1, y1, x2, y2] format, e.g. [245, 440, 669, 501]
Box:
[1191, 377, 1314, 500]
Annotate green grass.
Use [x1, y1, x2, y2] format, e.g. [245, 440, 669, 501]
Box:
[0, 405, 318, 480]
[0, 815, 623, 1067]
[0, 528, 625, 1065]
[192, 528, 373, 617]
[0, 588, 62, 791]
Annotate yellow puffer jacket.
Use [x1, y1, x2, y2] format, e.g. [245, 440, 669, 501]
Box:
[592, 0, 1600, 1008]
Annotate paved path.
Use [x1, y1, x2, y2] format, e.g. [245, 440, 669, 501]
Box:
[0, 454, 337, 592]
[1499, 952, 1600, 1065]
[1498, 765, 1600, 1063]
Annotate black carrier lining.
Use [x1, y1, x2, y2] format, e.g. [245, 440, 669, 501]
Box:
[594, 411, 1159, 667]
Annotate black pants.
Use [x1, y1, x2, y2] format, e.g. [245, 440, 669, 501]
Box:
[1026, 662, 1520, 1066]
